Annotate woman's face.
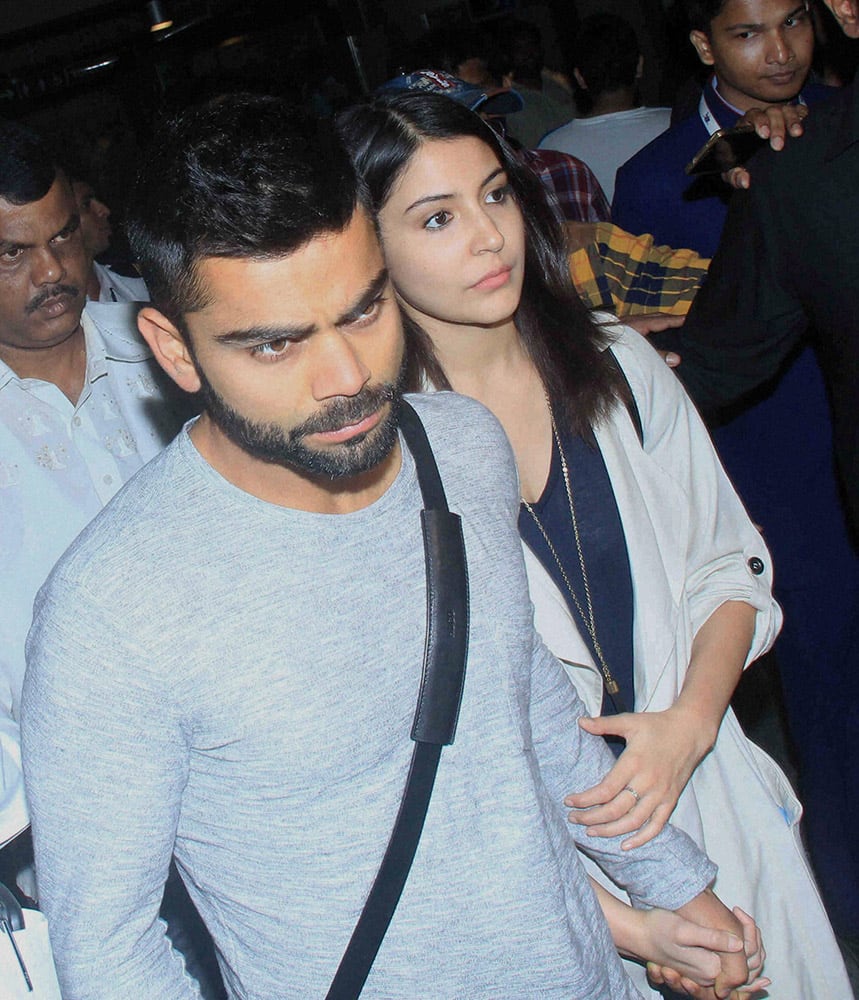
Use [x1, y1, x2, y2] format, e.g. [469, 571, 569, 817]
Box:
[377, 135, 526, 336]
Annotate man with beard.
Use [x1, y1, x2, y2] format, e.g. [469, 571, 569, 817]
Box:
[0, 121, 188, 853]
[21, 95, 754, 999]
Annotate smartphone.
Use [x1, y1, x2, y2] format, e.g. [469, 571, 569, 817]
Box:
[685, 123, 767, 176]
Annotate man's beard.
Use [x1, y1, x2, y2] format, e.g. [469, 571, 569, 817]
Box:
[194, 361, 407, 481]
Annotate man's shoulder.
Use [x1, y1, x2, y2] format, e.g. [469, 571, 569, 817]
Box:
[617, 112, 701, 179]
[538, 119, 577, 151]
[42, 435, 189, 599]
[83, 302, 153, 362]
[406, 391, 507, 448]
[405, 391, 518, 501]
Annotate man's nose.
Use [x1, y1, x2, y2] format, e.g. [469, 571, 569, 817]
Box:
[767, 30, 792, 64]
[32, 246, 66, 286]
[310, 331, 371, 401]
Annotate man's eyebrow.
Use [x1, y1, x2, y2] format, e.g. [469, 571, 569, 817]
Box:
[0, 213, 80, 255]
[404, 168, 506, 214]
[335, 267, 389, 326]
[55, 213, 80, 237]
[214, 321, 316, 347]
[213, 268, 389, 345]
[723, 5, 806, 29]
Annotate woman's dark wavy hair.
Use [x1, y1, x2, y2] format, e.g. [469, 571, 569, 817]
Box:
[336, 92, 624, 439]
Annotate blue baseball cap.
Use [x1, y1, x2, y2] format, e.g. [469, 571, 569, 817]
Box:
[376, 69, 524, 117]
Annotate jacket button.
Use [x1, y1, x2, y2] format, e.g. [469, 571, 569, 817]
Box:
[748, 556, 765, 575]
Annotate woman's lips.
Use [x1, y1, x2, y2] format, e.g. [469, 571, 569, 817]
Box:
[471, 265, 513, 291]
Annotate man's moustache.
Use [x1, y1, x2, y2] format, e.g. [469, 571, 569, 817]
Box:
[294, 384, 398, 438]
[26, 284, 81, 314]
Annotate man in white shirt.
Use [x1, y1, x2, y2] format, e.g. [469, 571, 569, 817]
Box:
[539, 14, 670, 201]
[0, 121, 188, 850]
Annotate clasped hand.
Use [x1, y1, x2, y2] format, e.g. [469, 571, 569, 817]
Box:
[646, 906, 769, 999]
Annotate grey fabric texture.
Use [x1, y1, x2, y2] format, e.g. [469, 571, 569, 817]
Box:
[21, 391, 715, 1000]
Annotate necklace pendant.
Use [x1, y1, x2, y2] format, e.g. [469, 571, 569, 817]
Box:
[605, 678, 620, 695]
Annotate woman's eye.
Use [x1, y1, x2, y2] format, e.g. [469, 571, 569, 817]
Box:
[424, 210, 452, 230]
[252, 339, 291, 359]
[486, 185, 508, 205]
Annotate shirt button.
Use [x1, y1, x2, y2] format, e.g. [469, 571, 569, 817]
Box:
[103, 475, 113, 486]
[73, 416, 82, 426]
[748, 556, 765, 576]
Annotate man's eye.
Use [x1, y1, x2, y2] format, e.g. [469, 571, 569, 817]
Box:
[52, 223, 79, 244]
[425, 210, 452, 230]
[251, 339, 291, 360]
[1, 248, 23, 262]
[354, 298, 383, 326]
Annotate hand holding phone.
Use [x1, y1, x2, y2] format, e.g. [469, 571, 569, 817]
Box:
[685, 124, 767, 176]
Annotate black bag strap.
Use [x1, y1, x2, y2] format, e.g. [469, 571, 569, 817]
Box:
[325, 400, 469, 1000]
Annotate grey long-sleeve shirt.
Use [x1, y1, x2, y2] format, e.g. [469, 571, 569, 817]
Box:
[21, 392, 715, 999]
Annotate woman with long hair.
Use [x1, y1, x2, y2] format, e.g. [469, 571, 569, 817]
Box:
[336, 92, 850, 999]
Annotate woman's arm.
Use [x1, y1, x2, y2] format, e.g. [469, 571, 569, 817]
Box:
[566, 601, 755, 847]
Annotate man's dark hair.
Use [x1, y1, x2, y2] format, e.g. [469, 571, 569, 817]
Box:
[127, 93, 362, 329]
[0, 120, 59, 206]
[573, 14, 641, 100]
[402, 26, 497, 79]
[684, 0, 728, 33]
[493, 18, 545, 86]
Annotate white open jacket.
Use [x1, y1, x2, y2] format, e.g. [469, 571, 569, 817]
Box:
[523, 320, 851, 998]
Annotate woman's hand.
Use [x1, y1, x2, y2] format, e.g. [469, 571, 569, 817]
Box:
[564, 706, 713, 848]
[647, 906, 768, 997]
[634, 907, 739, 984]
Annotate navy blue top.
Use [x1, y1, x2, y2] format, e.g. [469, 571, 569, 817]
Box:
[518, 429, 634, 727]
[613, 77, 832, 257]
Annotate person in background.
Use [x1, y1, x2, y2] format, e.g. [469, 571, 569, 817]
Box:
[493, 17, 576, 148]
[540, 15, 671, 202]
[65, 164, 149, 303]
[613, 0, 827, 256]
[651, 0, 859, 955]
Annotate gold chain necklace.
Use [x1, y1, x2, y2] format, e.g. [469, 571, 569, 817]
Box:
[521, 407, 620, 696]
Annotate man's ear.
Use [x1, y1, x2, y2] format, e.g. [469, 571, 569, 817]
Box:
[137, 306, 202, 394]
[573, 68, 588, 91]
[689, 29, 716, 67]
[825, 0, 859, 37]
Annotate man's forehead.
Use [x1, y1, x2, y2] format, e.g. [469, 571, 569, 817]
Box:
[193, 211, 385, 321]
[713, 0, 808, 26]
[0, 177, 76, 241]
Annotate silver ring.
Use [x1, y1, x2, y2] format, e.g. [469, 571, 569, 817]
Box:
[624, 786, 641, 803]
